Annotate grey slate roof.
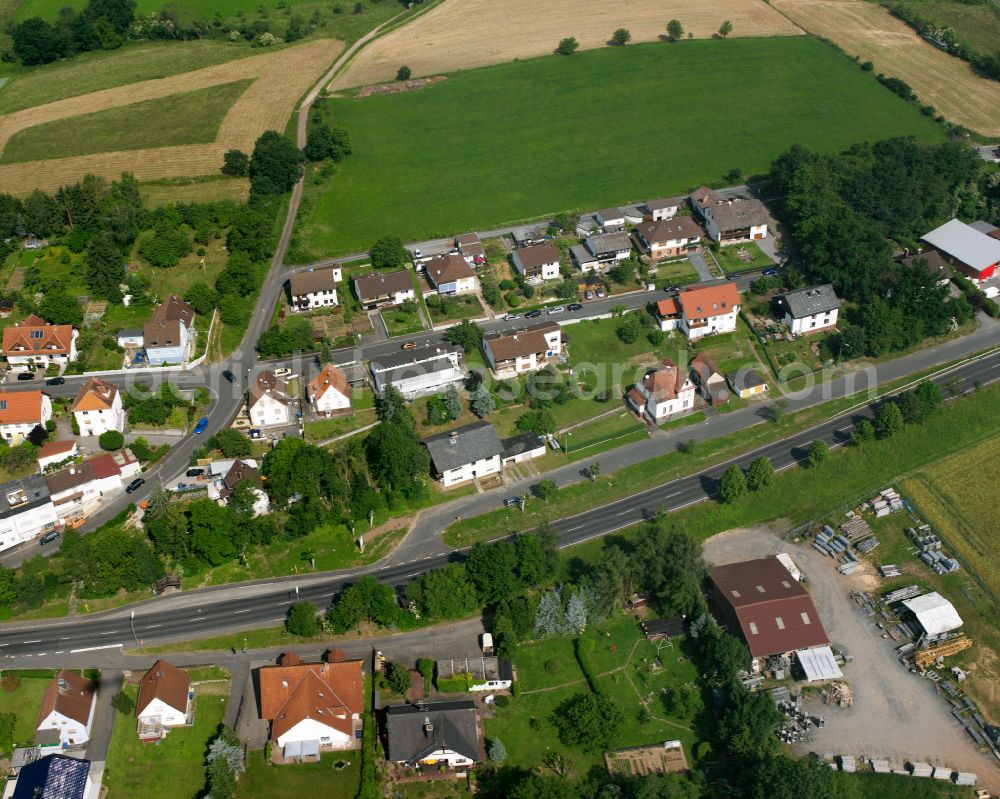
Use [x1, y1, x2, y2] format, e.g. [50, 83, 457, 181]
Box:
[921, 218, 1000, 272]
[384, 701, 480, 765]
[968, 220, 999, 235]
[586, 231, 632, 257]
[12, 755, 91, 799]
[779, 284, 840, 319]
[370, 344, 462, 373]
[423, 421, 502, 474]
[501, 432, 546, 459]
[644, 198, 680, 212]
[726, 367, 768, 393]
[570, 244, 595, 265]
[708, 198, 769, 232]
[0, 475, 51, 519]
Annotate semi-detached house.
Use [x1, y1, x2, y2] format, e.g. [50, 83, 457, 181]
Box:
[632, 216, 702, 261]
[289, 267, 342, 311]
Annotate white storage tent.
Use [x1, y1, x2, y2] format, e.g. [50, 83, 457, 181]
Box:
[902, 592, 963, 636]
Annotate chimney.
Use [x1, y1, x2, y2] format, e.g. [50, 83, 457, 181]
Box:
[423, 717, 434, 735]
[57, 678, 67, 690]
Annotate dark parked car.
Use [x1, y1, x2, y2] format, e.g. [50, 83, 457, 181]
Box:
[762, 268, 779, 277]
[503, 496, 522, 507]
[567, 303, 583, 312]
[40, 531, 60, 545]
[186, 467, 205, 478]
[222, 369, 235, 383]
[525, 310, 543, 319]
[126, 478, 146, 494]
[16, 371, 35, 381]
[45, 376, 65, 386]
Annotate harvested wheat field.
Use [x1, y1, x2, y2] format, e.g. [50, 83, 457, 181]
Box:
[331, 0, 801, 89]
[772, 0, 1000, 135]
[0, 38, 342, 195]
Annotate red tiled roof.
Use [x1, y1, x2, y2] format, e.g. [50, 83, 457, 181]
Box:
[37, 439, 76, 459]
[656, 298, 680, 318]
[88, 453, 122, 480]
[258, 657, 363, 726]
[0, 389, 46, 424]
[72, 377, 118, 412]
[678, 283, 740, 320]
[640, 359, 689, 403]
[2, 316, 74, 357]
[308, 363, 349, 403]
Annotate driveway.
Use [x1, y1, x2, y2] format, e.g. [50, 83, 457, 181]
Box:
[703, 526, 1000, 789]
[86, 669, 122, 762]
[688, 251, 715, 282]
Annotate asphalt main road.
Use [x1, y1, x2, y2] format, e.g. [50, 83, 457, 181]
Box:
[1, 344, 997, 660]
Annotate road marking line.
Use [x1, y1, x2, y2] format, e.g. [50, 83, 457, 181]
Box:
[99, 630, 118, 635]
[233, 609, 251, 614]
[144, 624, 162, 629]
[70, 644, 121, 653]
[58, 637, 72, 640]
[22, 639, 40, 643]
[55, 651, 64, 654]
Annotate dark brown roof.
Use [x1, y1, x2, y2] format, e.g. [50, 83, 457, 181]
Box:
[897, 250, 950, 278]
[45, 462, 97, 497]
[482, 322, 560, 362]
[222, 460, 262, 495]
[144, 319, 183, 348]
[353, 270, 413, 301]
[512, 243, 560, 271]
[36, 670, 95, 728]
[248, 370, 290, 410]
[425, 254, 475, 286]
[711, 558, 829, 657]
[136, 659, 191, 716]
[455, 233, 485, 258]
[690, 353, 722, 382]
[290, 267, 339, 297]
[635, 216, 702, 244]
[706, 199, 768, 233]
[151, 295, 194, 327]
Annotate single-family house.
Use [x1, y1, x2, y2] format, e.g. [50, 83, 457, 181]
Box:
[655, 297, 682, 332]
[574, 232, 632, 272]
[596, 207, 625, 231]
[212, 459, 269, 516]
[384, 700, 482, 769]
[425, 254, 479, 295]
[2, 315, 78, 370]
[689, 353, 728, 405]
[500, 433, 547, 466]
[510, 243, 561, 282]
[435, 657, 514, 691]
[677, 283, 741, 341]
[0, 389, 52, 444]
[370, 344, 465, 399]
[632, 217, 702, 261]
[116, 328, 144, 349]
[511, 227, 546, 247]
[920, 218, 1000, 282]
[777, 284, 840, 335]
[0, 476, 58, 554]
[136, 660, 192, 740]
[144, 296, 195, 366]
[690, 187, 768, 245]
[727, 367, 769, 399]
[259, 651, 364, 761]
[353, 270, 415, 310]
[9, 754, 99, 799]
[626, 359, 697, 423]
[423, 421, 502, 487]
[289, 267, 342, 311]
[307, 363, 352, 416]
[455, 233, 486, 266]
[480, 323, 563, 379]
[36, 670, 96, 749]
[248, 371, 292, 428]
[72, 377, 125, 437]
[37, 440, 77, 472]
[896, 250, 951, 288]
[643, 198, 680, 221]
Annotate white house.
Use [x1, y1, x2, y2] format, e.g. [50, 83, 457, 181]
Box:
[36, 439, 77, 472]
[259, 652, 364, 761]
[385, 700, 482, 768]
[35, 670, 96, 749]
[289, 267, 342, 311]
[353, 270, 415, 310]
[510, 243, 561, 282]
[424, 253, 479, 295]
[480, 323, 563, 379]
[632, 217, 702, 261]
[370, 344, 466, 399]
[596, 207, 625, 231]
[248, 371, 292, 428]
[44, 451, 139, 525]
[0, 389, 52, 444]
[144, 295, 196, 366]
[655, 298, 682, 332]
[626, 359, 697, 423]
[72, 377, 125, 437]
[136, 660, 192, 740]
[576, 231, 632, 271]
[423, 421, 502, 488]
[0, 475, 58, 554]
[690, 187, 768, 245]
[207, 459, 270, 516]
[777, 284, 840, 335]
[307, 363, 352, 416]
[1, 315, 78, 370]
[644, 198, 680, 221]
[116, 328, 144, 349]
[677, 283, 741, 341]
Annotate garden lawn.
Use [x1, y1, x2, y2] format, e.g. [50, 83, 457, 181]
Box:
[0, 672, 55, 750]
[654, 259, 700, 287]
[712, 241, 772, 274]
[236, 750, 360, 799]
[1, 80, 251, 163]
[295, 37, 942, 255]
[104, 689, 227, 799]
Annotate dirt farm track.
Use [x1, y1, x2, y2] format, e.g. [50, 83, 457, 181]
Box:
[771, 0, 1000, 136]
[331, 0, 803, 89]
[0, 39, 343, 195]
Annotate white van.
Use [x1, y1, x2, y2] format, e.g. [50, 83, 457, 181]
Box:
[481, 633, 494, 655]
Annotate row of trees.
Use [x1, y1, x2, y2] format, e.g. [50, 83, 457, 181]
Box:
[10, 0, 136, 65]
[769, 138, 983, 358]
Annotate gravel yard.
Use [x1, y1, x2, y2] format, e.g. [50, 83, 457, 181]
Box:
[704, 524, 1000, 790]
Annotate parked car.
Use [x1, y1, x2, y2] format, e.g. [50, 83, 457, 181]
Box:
[584, 290, 594, 300]
[17, 371, 35, 381]
[503, 495, 522, 507]
[567, 303, 583, 312]
[525, 310, 543, 319]
[249, 428, 263, 439]
[186, 467, 205, 478]
[126, 477, 146, 494]
[481, 633, 495, 655]
[596, 287, 606, 298]
[45, 376, 65, 386]
[413, 248, 422, 259]
[222, 369, 235, 383]
[194, 417, 209, 434]
[664, 284, 679, 294]
[274, 367, 292, 379]
[40, 531, 60, 546]
[547, 306, 564, 315]
[503, 313, 519, 321]
[402, 341, 417, 350]
[762, 268, 779, 277]
[175, 483, 188, 492]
